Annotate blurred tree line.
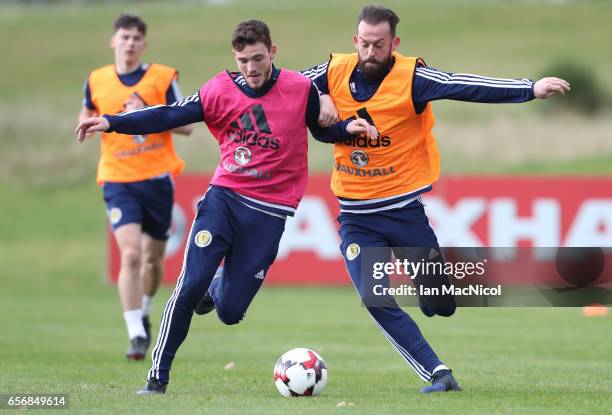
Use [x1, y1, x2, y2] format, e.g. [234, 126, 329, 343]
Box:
[539, 61, 609, 116]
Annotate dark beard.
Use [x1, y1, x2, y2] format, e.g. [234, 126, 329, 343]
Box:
[358, 56, 394, 82]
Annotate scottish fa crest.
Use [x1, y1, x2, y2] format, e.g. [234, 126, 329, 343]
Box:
[194, 230, 212, 248]
[108, 207, 122, 225]
[346, 243, 361, 261]
[234, 146, 252, 166]
[350, 150, 369, 167]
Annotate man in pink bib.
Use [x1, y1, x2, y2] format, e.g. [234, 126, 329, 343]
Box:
[77, 19, 374, 395]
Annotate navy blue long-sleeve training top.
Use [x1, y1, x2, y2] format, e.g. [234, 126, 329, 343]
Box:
[300, 59, 535, 113]
[105, 66, 352, 143]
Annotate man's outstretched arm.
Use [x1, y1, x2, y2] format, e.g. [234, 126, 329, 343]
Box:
[412, 65, 570, 111]
[76, 92, 204, 142]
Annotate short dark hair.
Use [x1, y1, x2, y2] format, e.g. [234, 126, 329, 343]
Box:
[357, 5, 400, 37]
[231, 20, 272, 51]
[113, 14, 147, 35]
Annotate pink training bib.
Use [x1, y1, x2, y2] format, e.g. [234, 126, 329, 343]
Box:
[199, 70, 310, 208]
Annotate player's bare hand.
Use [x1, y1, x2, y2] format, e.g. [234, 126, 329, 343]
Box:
[534, 77, 571, 99]
[75, 117, 110, 143]
[124, 93, 146, 112]
[318, 94, 340, 127]
[347, 118, 378, 140]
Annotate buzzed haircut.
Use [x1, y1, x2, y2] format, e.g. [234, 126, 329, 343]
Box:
[231, 20, 272, 51]
[113, 14, 147, 35]
[357, 5, 400, 37]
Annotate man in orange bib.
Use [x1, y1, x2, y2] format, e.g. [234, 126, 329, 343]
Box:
[78, 14, 193, 361]
[302, 5, 570, 393]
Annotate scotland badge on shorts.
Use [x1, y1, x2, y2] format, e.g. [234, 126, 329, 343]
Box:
[346, 243, 360, 261]
[194, 230, 212, 248]
[234, 146, 252, 166]
[350, 150, 369, 167]
[108, 207, 122, 225]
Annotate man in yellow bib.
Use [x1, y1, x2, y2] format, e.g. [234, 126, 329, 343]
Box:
[78, 14, 193, 360]
[302, 5, 569, 393]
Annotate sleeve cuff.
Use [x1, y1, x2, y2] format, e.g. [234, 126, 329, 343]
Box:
[102, 114, 115, 133]
[342, 119, 354, 135]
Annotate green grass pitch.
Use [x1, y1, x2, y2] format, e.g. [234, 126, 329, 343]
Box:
[1, 183, 611, 414]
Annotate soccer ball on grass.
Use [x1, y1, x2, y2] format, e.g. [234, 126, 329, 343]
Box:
[273, 348, 328, 397]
